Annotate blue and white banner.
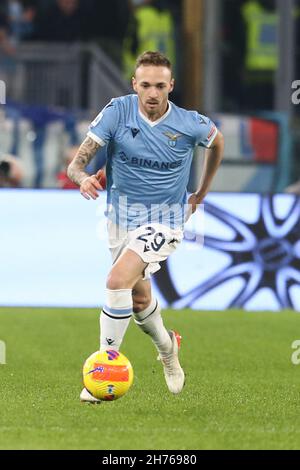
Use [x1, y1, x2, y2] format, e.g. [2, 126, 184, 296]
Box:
[155, 193, 300, 311]
[0, 190, 299, 311]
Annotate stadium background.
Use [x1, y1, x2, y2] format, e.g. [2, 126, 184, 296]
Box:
[1, 0, 300, 451]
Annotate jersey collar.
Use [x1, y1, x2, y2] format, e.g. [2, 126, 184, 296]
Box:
[138, 101, 172, 127]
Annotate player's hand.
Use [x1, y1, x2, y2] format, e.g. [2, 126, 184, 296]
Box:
[186, 193, 204, 220]
[95, 169, 106, 189]
[80, 173, 104, 200]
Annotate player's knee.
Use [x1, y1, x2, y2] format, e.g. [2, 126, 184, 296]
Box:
[132, 293, 151, 313]
[106, 273, 128, 290]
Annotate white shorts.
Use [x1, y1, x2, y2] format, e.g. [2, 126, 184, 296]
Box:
[107, 220, 183, 279]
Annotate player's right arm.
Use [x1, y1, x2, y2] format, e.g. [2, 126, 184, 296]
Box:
[68, 98, 119, 199]
[67, 136, 103, 200]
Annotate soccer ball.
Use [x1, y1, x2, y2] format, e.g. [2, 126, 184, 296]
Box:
[82, 350, 134, 401]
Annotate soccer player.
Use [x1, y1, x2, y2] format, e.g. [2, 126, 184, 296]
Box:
[67, 51, 224, 402]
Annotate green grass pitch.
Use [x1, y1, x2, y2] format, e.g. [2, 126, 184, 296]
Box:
[0, 307, 300, 450]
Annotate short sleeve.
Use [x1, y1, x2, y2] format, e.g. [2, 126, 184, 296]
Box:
[193, 113, 218, 148]
[87, 99, 119, 146]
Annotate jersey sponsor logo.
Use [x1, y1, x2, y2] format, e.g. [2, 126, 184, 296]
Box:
[131, 128, 140, 138]
[163, 131, 183, 147]
[120, 151, 129, 162]
[119, 152, 182, 170]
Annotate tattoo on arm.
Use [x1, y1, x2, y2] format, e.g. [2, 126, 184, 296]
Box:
[67, 137, 101, 186]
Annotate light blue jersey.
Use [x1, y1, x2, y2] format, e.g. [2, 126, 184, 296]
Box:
[88, 94, 218, 229]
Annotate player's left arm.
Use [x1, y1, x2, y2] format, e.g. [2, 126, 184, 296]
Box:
[188, 130, 224, 213]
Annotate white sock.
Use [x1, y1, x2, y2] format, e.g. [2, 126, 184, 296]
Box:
[100, 289, 133, 351]
[133, 298, 172, 356]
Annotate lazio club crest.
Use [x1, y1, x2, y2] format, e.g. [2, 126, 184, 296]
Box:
[163, 131, 183, 147]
